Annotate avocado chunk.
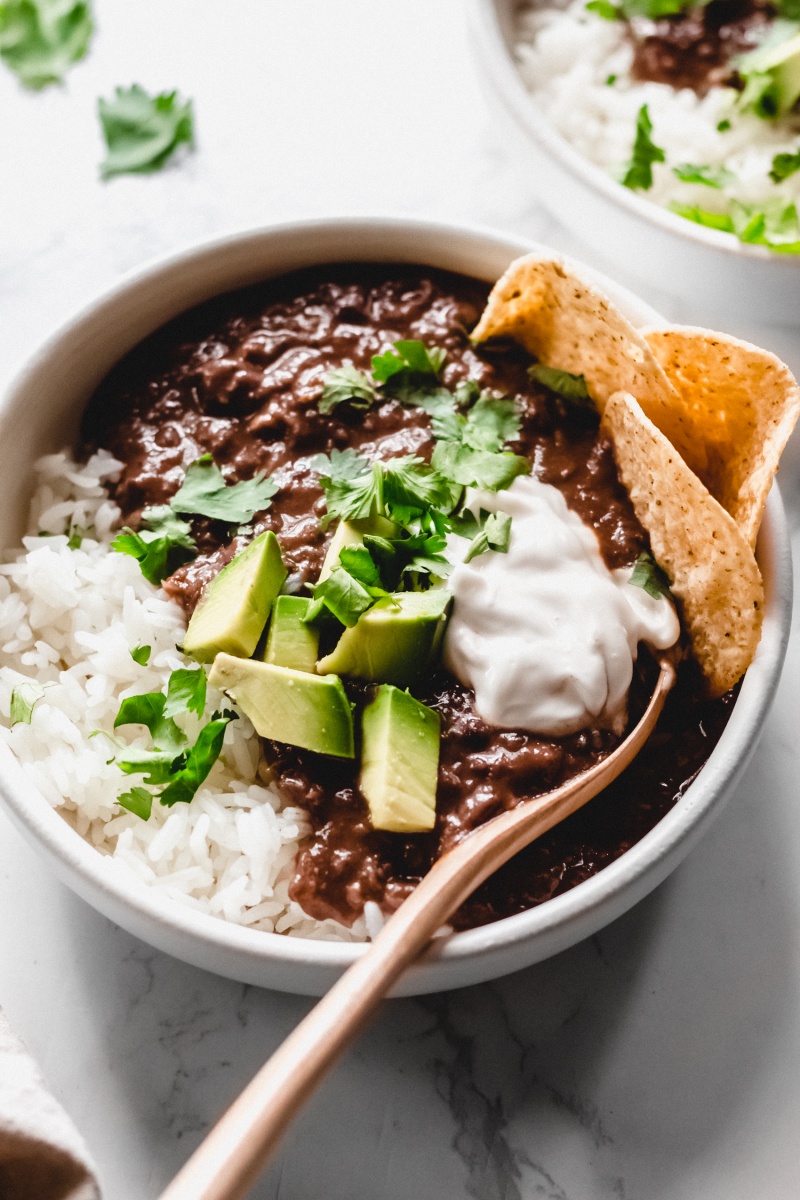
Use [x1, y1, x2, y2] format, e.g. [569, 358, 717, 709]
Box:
[262, 595, 319, 673]
[317, 590, 452, 687]
[318, 515, 399, 583]
[360, 685, 440, 832]
[738, 26, 800, 116]
[184, 531, 287, 664]
[208, 653, 354, 758]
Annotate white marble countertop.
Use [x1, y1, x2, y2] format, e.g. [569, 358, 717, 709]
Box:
[1, 2, 800, 1197]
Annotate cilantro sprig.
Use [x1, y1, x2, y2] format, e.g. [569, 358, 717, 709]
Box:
[622, 105, 665, 192]
[629, 552, 672, 599]
[9, 680, 45, 726]
[112, 506, 196, 586]
[0, 0, 93, 89]
[462, 511, 513, 564]
[98, 84, 194, 180]
[103, 666, 235, 817]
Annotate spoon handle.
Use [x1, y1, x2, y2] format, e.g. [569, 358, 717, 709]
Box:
[159, 658, 675, 1200]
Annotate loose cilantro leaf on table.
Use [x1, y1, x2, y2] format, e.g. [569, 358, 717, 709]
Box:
[0, 0, 92, 89]
[463, 511, 513, 564]
[98, 84, 194, 180]
[319, 365, 376, 415]
[621, 105, 665, 191]
[170, 454, 277, 524]
[629, 552, 672, 599]
[672, 162, 735, 189]
[130, 644, 151, 666]
[770, 148, 800, 182]
[112, 506, 196, 586]
[117, 786, 152, 821]
[528, 364, 594, 407]
[10, 680, 45, 726]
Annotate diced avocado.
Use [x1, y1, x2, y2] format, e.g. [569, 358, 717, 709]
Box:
[317, 590, 451, 687]
[738, 27, 800, 116]
[208, 653, 354, 758]
[184, 531, 287, 664]
[360, 685, 440, 832]
[318, 515, 399, 583]
[262, 595, 319, 673]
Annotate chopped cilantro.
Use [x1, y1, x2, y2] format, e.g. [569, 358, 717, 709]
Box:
[717, 118, 732, 132]
[431, 442, 529, 491]
[164, 666, 206, 719]
[629, 552, 671, 599]
[672, 162, 735, 189]
[99, 85, 194, 180]
[10, 680, 45, 726]
[159, 713, 234, 807]
[0, 0, 93, 89]
[770, 148, 800, 182]
[170, 455, 277, 525]
[372, 340, 447, 384]
[130, 645, 151, 666]
[463, 511, 513, 564]
[620, 0, 692, 14]
[731, 198, 800, 249]
[461, 396, 521, 452]
[319, 365, 376, 415]
[669, 203, 735, 233]
[111, 505, 196, 586]
[117, 786, 152, 821]
[621, 105, 665, 191]
[586, 0, 621, 17]
[606, 73, 618, 85]
[306, 565, 377, 628]
[338, 544, 384, 589]
[528, 363, 593, 407]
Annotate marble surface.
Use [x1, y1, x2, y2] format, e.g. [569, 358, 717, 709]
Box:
[1, 2, 800, 1197]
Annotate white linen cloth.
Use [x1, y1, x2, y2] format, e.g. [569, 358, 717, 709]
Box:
[0, 1009, 100, 1199]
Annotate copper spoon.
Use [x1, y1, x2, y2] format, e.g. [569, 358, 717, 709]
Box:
[159, 655, 676, 1200]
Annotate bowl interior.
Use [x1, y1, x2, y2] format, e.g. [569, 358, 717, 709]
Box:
[0, 217, 790, 996]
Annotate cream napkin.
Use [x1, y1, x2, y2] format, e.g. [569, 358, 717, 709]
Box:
[0, 1009, 100, 1200]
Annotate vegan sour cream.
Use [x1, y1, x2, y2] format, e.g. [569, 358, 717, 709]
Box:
[444, 475, 679, 737]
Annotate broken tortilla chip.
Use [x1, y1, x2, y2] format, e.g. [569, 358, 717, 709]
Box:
[643, 326, 800, 550]
[471, 252, 705, 470]
[602, 390, 764, 697]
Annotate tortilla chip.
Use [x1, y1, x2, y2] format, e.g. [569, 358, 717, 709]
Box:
[643, 326, 800, 550]
[471, 252, 705, 470]
[602, 390, 763, 697]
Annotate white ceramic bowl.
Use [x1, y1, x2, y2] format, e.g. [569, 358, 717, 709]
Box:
[469, 0, 800, 324]
[0, 217, 791, 996]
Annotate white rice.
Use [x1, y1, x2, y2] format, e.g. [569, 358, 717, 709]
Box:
[515, 0, 800, 218]
[0, 451, 369, 942]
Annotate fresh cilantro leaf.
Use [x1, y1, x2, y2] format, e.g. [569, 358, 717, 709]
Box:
[621, 105, 665, 191]
[338, 545, 383, 589]
[431, 442, 530, 491]
[528, 363, 594, 407]
[586, 0, 621, 17]
[738, 69, 779, 118]
[308, 566, 375, 627]
[672, 162, 735, 188]
[669, 203, 735, 233]
[620, 0, 692, 13]
[372, 340, 447, 384]
[114, 691, 187, 758]
[717, 118, 732, 132]
[462, 397, 521, 452]
[310, 447, 370, 484]
[606, 73, 618, 85]
[415, 389, 466, 441]
[463, 511, 513, 564]
[9, 680, 45, 726]
[730, 198, 800, 249]
[164, 666, 207, 719]
[382, 457, 458, 518]
[98, 84, 194, 180]
[319, 365, 376, 414]
[158, 713, 234, 807]
[318, 460, 384, 525]
[66, 524, 91, 549]
[117, 786, 152, 821]
[629, 552, 671, 599]
[130, 645, 151, 666]
[111, 742, 184, 786]
[454, 380, 482, 407]
[111, 505, 196, 586]
[770, 148, 800, 182]
[170, 455, 277, 524]
[0, 0, 92, 89]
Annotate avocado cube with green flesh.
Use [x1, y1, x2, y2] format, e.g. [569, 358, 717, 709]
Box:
[184, 531, 287, 664]
[208, 653, 354, 758]
[360, 685, 440, 832]
[262, 595, 319, 672]
[317, 590, 452, 687]
[318, 515, 399, 583]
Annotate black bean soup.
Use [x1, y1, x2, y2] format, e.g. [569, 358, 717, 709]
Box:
[83, 265, 734, 931]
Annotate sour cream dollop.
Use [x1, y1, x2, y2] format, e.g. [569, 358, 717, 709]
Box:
[443, 475, 680, 737]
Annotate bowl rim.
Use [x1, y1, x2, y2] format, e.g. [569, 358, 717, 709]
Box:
[0, 214, 791, 980]
[467, 0, 800, 270]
